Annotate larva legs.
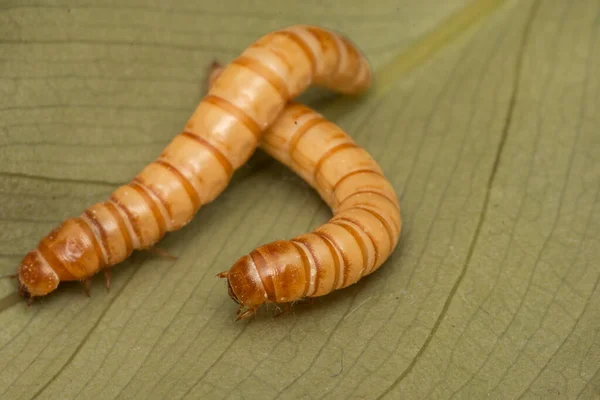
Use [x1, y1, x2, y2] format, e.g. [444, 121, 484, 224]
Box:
[104, 269, 112, 290]
[145, 247, 178, 260]
[16, 25, 373, 301]
[207, 64, 401, 320]
[82, 279, 92, 297]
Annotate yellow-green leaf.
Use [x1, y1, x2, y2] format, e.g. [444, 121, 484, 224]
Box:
[1, 0, 599, 398]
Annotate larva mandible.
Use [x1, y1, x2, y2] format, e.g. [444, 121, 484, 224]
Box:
[207, 66, 401, 321]
[15, 25, 373, 301]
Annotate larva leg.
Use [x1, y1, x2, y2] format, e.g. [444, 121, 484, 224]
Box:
[81, 279, 92, 297]
[273, 302, 293, 319]
[204, 60, 223, 94]
[207, 61, 225, 86]
[236, 306, 259, 321]
[103, 269, 112, 291]
[16, 25, 373, 301]
[144, 247, 178, 260]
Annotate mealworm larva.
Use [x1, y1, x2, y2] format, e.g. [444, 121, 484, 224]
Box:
[208, 67, 401, 321]
[15, 25, 372, 301]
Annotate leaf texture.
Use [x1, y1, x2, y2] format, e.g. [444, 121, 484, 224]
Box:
[1, 0, 599, 399]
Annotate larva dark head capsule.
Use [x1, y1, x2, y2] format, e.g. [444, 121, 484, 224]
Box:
[15, 216, 108, 302]
[218, 255, 269, 320]
[218, 241, 312, 320]
[18, 281, 31, 300]
[224, 278, 241, 305]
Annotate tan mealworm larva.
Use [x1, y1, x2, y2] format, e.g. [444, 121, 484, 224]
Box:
[15, 25, 372, 301]
[208, 66, 401, 321]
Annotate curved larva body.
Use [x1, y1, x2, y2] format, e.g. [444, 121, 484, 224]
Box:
[218, 103, 401, 320]
[17, 25, 372, 299]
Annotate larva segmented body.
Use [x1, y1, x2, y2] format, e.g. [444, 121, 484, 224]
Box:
[16, 25, 372, 300]
[215, 100, 401, 320]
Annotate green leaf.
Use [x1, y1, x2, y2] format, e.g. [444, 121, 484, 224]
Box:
[1, 0, 599, 398]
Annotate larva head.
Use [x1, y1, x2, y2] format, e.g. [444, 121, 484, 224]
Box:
[217, 255, 268, 308]
[219, 241, 311, 313]
[17, 250, 60, 298]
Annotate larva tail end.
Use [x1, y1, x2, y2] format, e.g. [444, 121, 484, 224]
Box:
[216, 271, 229, 279]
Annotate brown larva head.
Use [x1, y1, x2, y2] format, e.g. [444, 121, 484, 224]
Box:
[17, 250, 60, 298]
[18, 280, 31, 299]
[224, 277, 241, 305]
[218, 255, 268, 308]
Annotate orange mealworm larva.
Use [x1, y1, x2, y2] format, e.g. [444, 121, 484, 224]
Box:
[208, 69, 401, 320]
[16, 25, 373, 301]
[219, 104, 402, 320]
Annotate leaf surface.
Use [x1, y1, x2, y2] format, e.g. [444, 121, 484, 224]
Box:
[1, 0, 599, 399]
